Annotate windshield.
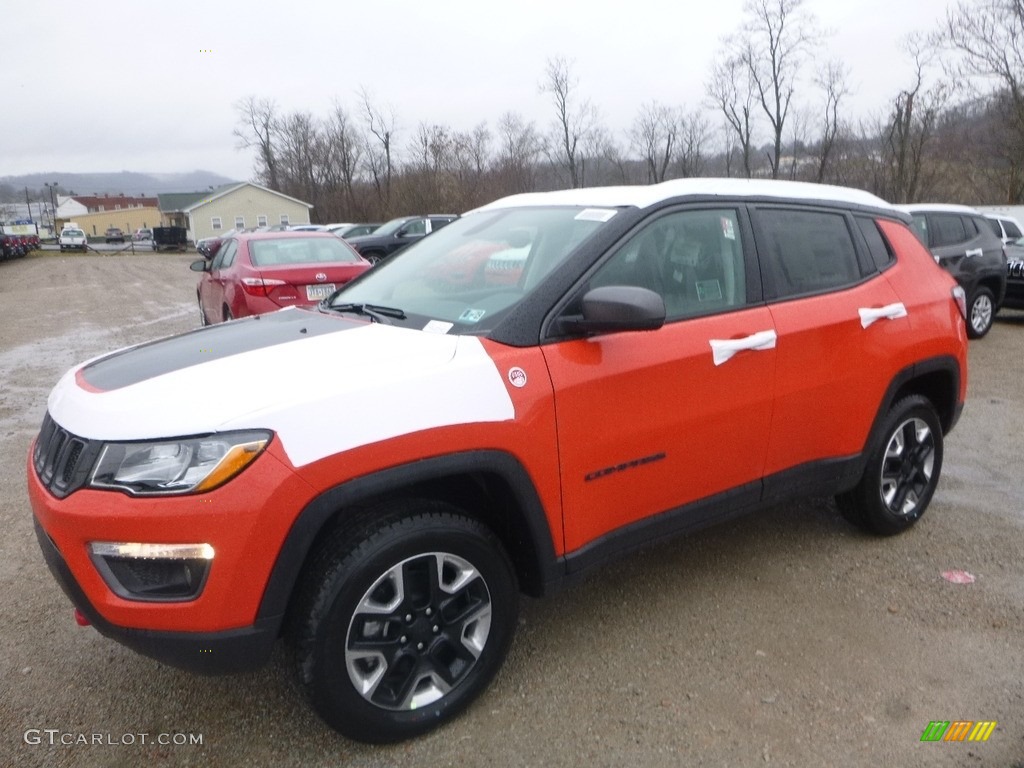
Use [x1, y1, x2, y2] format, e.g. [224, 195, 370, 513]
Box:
[328, 206, 615, 333]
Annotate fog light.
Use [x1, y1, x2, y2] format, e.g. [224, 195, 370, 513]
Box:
[89, 542, 214, 602]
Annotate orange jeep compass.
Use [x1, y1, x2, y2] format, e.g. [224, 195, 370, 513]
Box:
[29, 179, 968, 743]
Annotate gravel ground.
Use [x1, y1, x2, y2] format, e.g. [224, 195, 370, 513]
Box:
[1, 251, 1022, 767]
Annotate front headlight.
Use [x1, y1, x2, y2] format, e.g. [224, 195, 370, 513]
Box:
[89, 430, 271, 496]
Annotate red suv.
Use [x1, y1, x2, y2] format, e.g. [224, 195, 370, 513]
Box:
[29, 180, 968, 743]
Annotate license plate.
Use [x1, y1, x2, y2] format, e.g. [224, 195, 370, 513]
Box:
[306, 283, 336, 301]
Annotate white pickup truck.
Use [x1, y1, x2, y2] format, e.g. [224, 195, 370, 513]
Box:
[59, 225, 88, 251]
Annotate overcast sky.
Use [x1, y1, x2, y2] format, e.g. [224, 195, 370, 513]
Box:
[3, 0, 954, 183]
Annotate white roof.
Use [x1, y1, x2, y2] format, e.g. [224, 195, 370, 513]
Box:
[470, 178, 894, 213]
[898, 203, 983, 215]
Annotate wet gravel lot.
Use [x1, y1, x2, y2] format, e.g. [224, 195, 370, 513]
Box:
[1, 251, 1022, 767]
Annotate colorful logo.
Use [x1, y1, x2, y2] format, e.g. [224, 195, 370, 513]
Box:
[920, 721, 997, 742]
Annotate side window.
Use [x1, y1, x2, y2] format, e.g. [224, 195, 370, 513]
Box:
[930, 214, 968, 247]
[403, 219, 427, 236]
[855, 217, 895, 271]
[211, 240, 236, 270]
[984, 218, 1003, 238]
[430, 217, 454, 232]
[909, 214, 928, 245]
[588, 209, 747, 321]
[220, 240, 238, 268]
[758, 209, 861, 299]
[1004, 219, 1023, 240]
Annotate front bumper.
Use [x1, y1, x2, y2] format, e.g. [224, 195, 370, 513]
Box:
[34, 518, 277, 674]
[28, 430, 317, 673]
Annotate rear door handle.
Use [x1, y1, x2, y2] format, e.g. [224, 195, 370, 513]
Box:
[858, 302, 908, 328]
[965, 248, 983, 258]
[709, 330, 777, 366]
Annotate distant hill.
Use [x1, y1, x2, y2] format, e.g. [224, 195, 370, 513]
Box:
[0, 170, 241, 201]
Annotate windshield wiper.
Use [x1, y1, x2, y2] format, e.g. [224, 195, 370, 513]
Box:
[327, 302, 407, 323]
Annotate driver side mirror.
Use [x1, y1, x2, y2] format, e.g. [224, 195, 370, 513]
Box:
[559, 286, 666, 335]
[190, 259, 209, 272]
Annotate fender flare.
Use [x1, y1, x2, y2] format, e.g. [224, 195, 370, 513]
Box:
[255, 450, 562, 625]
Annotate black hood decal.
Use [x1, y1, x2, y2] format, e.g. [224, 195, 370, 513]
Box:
[79, 310, 361, 392]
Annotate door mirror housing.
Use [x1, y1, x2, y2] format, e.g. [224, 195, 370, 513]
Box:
[560, 286, 666, 335]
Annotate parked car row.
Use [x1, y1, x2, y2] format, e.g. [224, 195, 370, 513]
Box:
[1, 232, 35, 259]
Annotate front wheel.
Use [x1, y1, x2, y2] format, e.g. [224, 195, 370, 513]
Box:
[293, 503, 518, 743]
[837, 395, 943, 535]
[966, 286, 995, 339]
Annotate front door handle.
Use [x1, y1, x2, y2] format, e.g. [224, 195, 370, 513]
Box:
[858, 302, 907, 328]
[709, 330, 777, 366]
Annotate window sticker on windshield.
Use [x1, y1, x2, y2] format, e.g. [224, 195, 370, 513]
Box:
[721, 216, 736, 240]
[575, 208, 618, 223]
[458, 308, 487, 324]
[423, 320, 454, 334]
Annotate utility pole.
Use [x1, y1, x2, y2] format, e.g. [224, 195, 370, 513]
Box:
[44, 182, 59, 237]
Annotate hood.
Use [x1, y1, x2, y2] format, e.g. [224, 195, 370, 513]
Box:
[48, 308, 515, 468]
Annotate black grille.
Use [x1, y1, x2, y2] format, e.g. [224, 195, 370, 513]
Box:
[33, 413, 100, 498]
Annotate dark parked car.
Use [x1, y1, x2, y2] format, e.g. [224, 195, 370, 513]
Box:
[346, 215, 458, 264]
[900, 204, 1007, 338]
[104, 227, 125, 243]
[1004, 238, 1024, 310]
[190, 230, 371, 324]
[196, 229, 237, 259]
[1, 233, 25, 259]
[328, 222, 381, 239]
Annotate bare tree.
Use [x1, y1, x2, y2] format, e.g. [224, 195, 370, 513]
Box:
[814, 60, 850, 183]
[234, 96, 280, 188]
[360, 88, 398, 212]
[739, 0, 822, 179]
[496, 111, 544, 194]
[677, 111, 711, 178]
[942, 0, 1024, 202]
[707, 55, 757, 177]
[540, 57, 599, 188]
[630, 102, 681, 183]
[877, 35, 949, 203]
[323, 104, 365, 218]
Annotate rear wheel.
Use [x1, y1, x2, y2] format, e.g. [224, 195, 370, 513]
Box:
[363, 251, 385, 266]
[292, 502, 518, 743]
[966, 286, 995, 339]
[837, 395, 943, 535]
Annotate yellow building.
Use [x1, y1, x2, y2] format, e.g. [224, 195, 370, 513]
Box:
[159, 182, 313, 243]
[64, 207, 162, 239]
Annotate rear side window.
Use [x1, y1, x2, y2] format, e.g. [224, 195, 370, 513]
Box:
[757, 209, 862, 299]
[856, 217, 895, 271]
[1004, 219, 1024, 239]
[929, 214, 969, 247]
